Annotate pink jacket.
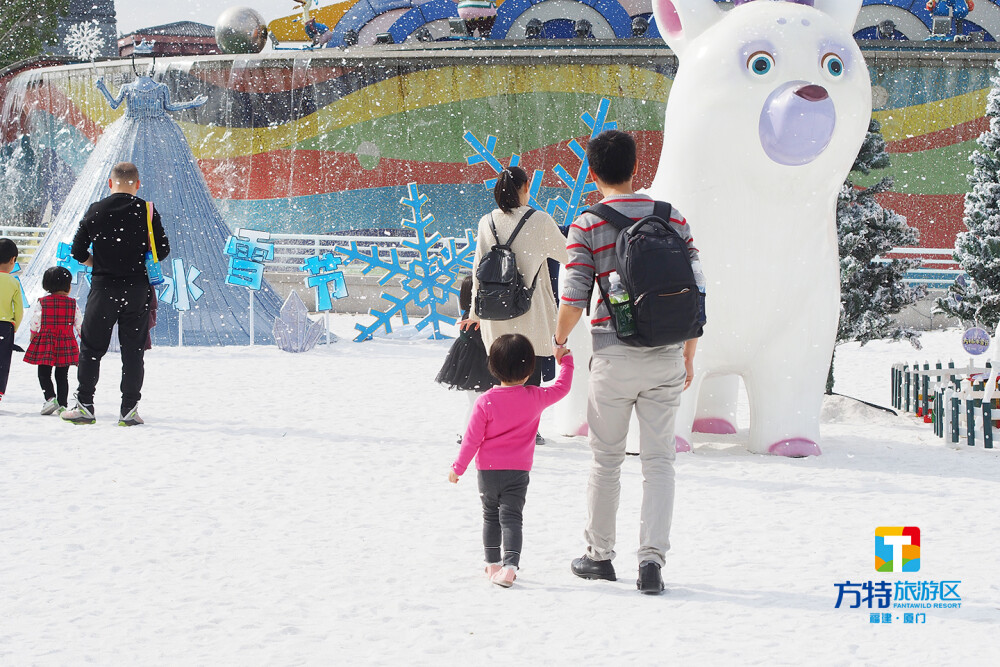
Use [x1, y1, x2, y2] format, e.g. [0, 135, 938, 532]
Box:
[452, 356, 574, 475]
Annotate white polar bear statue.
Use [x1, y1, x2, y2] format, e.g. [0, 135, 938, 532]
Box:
[555, 0, 871, 457]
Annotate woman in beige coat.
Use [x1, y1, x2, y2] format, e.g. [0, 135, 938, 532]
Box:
[466, 166, 569, 388]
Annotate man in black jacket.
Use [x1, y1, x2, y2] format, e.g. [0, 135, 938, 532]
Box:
[62, 162, 169, 426]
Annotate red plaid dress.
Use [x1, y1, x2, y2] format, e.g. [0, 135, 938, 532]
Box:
[23, 294, 80, 367]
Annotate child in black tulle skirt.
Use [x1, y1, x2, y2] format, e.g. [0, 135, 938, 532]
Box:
[437, 276, 498, 439]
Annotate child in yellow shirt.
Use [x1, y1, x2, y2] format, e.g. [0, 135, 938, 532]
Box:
[0, 238, 24, 405]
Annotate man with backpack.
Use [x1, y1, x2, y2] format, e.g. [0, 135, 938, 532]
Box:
[552, 130, 705, 595]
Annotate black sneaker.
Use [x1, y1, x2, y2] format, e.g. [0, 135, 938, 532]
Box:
[535, 432, 545, 446]
[637, 561, 665, 595]
[571, 555, 616, 581]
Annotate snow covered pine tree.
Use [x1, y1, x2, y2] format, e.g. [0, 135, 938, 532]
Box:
[936, 61, 1000, 330]
[829, 119, 924, 393]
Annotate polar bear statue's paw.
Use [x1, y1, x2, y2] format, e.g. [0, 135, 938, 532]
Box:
[692, 418, 737, 435]
[768, 438, 822, 458]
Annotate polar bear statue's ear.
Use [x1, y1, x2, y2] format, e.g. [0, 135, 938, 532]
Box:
[652, 0, 723, 58]
[812, 0, 864, 31]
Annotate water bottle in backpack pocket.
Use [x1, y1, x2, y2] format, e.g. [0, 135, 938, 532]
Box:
[589, 201, 703, 347]
[144, 201, 164, 286]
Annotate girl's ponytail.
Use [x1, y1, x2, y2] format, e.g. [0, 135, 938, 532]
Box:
[493, 166, 529, 213]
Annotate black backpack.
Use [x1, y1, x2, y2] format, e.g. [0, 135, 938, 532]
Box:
[474, 209, 540, 321]
[589, 201, 703, 347]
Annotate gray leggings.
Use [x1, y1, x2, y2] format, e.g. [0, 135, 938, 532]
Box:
[477, 470, 529, 568]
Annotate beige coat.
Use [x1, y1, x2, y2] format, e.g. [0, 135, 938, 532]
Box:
[471, 206, 569, 355]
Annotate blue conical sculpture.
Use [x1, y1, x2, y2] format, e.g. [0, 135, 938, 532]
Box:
[20, 70, 282, 345]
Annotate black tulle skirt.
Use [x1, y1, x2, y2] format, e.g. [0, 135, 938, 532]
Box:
[436, 327, 498, 392]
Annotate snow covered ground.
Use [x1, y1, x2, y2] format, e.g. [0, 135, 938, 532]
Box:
[1, 321, 997, 665]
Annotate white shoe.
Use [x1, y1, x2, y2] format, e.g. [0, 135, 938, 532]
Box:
[118, 406, 144, 427]
[491, 565, 517, 588]
[61, 403, 96, 425]
[40, 398, 61, 415]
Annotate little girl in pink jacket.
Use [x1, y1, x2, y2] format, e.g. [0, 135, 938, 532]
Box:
[449, 333, 573, 588]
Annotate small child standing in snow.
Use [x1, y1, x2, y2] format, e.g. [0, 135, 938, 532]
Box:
[448, 333, 573, 587]
[23, 267, 81, 415]
[0, 238, 24, 407]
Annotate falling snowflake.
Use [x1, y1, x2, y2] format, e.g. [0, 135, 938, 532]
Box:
[336, 182, 475, 342]
[64, 22, 104, 62]
[462, 98, 618, 227]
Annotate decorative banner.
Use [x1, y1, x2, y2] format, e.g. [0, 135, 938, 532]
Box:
[56, 242, 92, 285]
[158, 258, 205, 312]
[962, 326, 991, 355]
[336, 182, 475, 342]
[10, 261, 29, 309]
[300, 252, 348, 311]
[224, 228, 275, 291]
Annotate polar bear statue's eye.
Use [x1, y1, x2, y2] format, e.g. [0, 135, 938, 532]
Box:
[822, 53, 845, 77]
[747, 52, 775, 76]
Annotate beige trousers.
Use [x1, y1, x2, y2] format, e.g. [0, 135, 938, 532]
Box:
[584, 343, 686, 567]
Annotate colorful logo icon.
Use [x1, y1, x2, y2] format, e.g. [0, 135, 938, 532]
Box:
[876, 527, 920, 572]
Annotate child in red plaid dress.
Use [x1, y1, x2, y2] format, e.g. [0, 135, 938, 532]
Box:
[23, 267, 81, 415]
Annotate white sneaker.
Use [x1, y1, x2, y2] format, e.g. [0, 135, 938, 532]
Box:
[118, 406, 144, 427]
[40, 398, 61, 415]
[61, 403, 96, 425]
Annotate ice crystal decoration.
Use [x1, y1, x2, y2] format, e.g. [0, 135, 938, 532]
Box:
[64, 22, 104, 62]
[273, 291, 325, 353]
[335, 182, 475, 342]
[463, 98, 617, 227]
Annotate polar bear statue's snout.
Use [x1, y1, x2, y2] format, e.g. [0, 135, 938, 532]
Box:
[759, 81, 836, 166]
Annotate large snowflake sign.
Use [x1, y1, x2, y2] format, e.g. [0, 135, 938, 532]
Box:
[463, 98, 618, 227]
[336, 183, 475, 342]
[464, 131, 544, 208]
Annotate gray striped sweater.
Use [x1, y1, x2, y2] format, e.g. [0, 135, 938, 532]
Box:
[561, 193, 704, 351]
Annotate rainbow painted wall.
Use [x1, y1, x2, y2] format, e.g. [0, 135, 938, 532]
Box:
[0, 45, 993, 253]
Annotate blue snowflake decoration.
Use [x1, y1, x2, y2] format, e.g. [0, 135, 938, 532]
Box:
[545, 98, 617, 226]
[335, 182, 475, 342]
[56, 242, 92, 285]
[463, 98, 618, 227]
[463, 130, 545, 208]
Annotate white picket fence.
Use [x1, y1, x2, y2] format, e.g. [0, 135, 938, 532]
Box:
[892, 361, 998, 449]
[0, 225, 962, 284]
[0, 226, 426, 274]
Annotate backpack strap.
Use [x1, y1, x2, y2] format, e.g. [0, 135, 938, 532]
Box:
[504, 208, 535, 246]
[587, 202, 635, 231]
[488, 212, 500, 245]
[582, 203, 632, 316]
[653, 200, 673, 224]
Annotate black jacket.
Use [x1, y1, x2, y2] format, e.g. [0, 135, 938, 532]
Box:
[71, 193, 170, 286]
